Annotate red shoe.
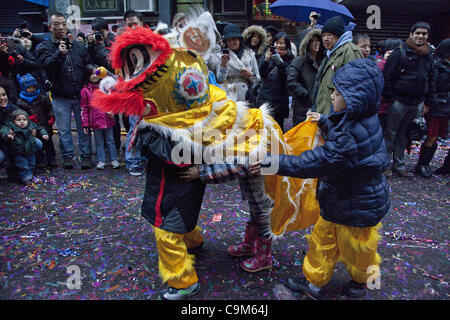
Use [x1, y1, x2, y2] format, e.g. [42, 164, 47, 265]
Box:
[227, 223, 258, 257]
[240, 236, 273, 272]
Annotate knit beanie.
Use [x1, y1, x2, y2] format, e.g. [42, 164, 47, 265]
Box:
[16, 73, 37, 91]
[11, 108, 29, 121]
[322, 16, 345, 38]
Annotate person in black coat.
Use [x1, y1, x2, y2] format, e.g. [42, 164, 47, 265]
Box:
[382, 21, 434, 177]
[35, 12, 93, 169]
[287, 28, 325, 126]
[415, 38, 450, 177]
[256, 32, 294, 131]
[255, 58, 390, 299]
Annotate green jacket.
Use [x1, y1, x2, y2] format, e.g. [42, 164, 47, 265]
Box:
[313, 41, 363, 114]
[1, 121, 48, 155]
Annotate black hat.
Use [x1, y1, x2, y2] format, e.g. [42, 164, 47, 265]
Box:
[322, 16, 345, 38]
[222, 23, 243, 41]
[264, 25, 278, 38]
[436, 38, 450, 59]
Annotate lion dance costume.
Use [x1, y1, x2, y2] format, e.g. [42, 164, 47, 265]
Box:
[92, 25, 322, 299]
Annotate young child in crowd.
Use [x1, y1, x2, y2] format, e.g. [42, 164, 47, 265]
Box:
[81, 64, 120, 170]
[252, 58, 390, 298]
[1, 109, 48, 185]
[16, 73, 57, 168]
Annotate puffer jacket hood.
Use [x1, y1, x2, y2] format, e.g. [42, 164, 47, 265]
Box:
[243, 25, 268, 56]
[332, 58, 384, 120]
[299, 28, 322, 58]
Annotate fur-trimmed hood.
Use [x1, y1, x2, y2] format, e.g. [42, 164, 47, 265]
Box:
[299, 28, 322, 58]
[243, 25, 268, 56]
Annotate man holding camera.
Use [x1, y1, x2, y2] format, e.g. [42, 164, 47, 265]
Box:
[87, 17, 124, 157]
[87, 17, 115, 70]
[35, 12, 93, 169]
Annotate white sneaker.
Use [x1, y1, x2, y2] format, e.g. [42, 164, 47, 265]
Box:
[111, 160, 120, 169]
[96, 162, 106, 170]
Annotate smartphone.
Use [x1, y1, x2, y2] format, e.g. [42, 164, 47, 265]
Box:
[269, 46, 276, 54]
[222, 48, 229, 54]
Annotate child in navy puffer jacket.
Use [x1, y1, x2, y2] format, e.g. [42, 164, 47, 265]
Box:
[255, 58, 390, 299]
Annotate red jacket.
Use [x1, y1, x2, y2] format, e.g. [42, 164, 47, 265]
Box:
[80, 83, 115, 129]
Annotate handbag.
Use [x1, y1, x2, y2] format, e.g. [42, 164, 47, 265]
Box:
[407, 116, 428, 141]
[250, 65, 277, 106]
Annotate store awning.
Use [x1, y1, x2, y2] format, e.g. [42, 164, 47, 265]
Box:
[25, 0, 49, 7]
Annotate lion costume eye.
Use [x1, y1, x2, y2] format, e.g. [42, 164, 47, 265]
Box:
[121, 45, 162, 81]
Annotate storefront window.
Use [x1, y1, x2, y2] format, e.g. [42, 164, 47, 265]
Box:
[252, 0, 305, 27]
[176, 0, 205, 13]
[126, 0, 157, 12]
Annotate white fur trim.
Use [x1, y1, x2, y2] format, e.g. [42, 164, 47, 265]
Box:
[99, 76, 117, 93]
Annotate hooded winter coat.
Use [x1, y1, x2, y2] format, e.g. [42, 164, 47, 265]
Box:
[243, 25, 268, 67]
[312, 31, 363, 114]
[1, 120, 48, 155]
[16, 94, 54, 136]
[287, 29, 324, 125]
[274, 59, 390, 227]
[80, 83, 115, 130]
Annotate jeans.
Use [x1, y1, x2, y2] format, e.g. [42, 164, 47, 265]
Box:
[113, 114, 122, 150]
[94, 127, 117, 163]
[0, 148, 5, 164]
[383, 100, 422, 171]
[13, 138, 42, 181]
[14, 154, 36, 181]
[52, 97, 91, 159]
[125, 115, 142, 170]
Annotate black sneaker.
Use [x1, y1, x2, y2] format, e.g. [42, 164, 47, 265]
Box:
[286, 277, 323, 300]
[81, 157, 92, 170]
[63, 157, 74, 169]
[187, 242, 204, 257]
[159, 282, 200, 300]
[342, 280, 366, 298]
[48, 160, 58, 168]
[127, 167, 143, 176]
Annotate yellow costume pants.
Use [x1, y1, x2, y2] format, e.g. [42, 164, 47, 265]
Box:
[153, 225, 203, 289]
[303, 217, 381, 287]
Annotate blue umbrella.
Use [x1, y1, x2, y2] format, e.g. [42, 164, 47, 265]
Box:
[26, 0, 49, 6]
[269, 0, 354, 24]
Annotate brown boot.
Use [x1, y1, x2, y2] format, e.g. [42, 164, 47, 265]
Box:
[227, 223, 258, 257]
[240, 236, 273, 272]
